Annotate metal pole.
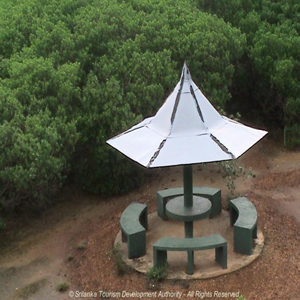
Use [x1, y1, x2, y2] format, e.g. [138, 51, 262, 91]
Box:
[185, 222, 193, 238]
[183, 165, 194, 271]
[184, 165, 194, 240]
[185, 220, 194, 272]
[183, 165, 193, 207]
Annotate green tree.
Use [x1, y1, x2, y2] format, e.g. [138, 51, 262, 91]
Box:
[196, 0, 300, 136]
[0, 53, 79, 208]
[0, 0, 246, 209]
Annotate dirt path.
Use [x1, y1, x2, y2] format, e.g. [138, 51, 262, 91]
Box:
[0, 139, 300, 300]
[0, 193, 111, 300]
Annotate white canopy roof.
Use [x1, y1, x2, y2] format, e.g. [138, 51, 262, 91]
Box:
[107, 63, 267, 168]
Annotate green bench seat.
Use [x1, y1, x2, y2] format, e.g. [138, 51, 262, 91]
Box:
[153, 234, 227, 275]
[120, 202, 148, 259]
[230, 197, 257, 255]
[157, 187, 221, 220]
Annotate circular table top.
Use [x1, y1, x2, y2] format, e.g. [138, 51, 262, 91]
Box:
[166, 196, 212, 222]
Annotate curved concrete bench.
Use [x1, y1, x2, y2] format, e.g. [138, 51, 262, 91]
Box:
[230, 197, 257, 255]
[153, 234, 227, 275]
[157, 187, 221, 220]
[120, 202, 148, 259]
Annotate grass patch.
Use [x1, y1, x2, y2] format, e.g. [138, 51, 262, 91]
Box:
[76, 240, 87, 250]
[112, 243, 131, 276]
[13, 278, 47, 299]
[56, 281, 69, 292]
[146, 263, 168, 282]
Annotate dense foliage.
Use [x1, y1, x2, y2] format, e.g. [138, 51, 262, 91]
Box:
[0, 0, 245, 209]
[0, 0, 298, 211]
[196, 0, 300, 129]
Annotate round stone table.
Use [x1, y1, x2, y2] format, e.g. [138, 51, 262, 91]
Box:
[166, 196, 212, 238]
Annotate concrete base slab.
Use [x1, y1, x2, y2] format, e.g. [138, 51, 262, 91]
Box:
[114, 210, 264, 279]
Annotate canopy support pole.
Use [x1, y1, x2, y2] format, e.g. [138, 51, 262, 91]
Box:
[183, 165, 193, 207]
[184, 165, 194, 240]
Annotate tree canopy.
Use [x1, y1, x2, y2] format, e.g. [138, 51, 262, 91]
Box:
[0, 0, 299, 210]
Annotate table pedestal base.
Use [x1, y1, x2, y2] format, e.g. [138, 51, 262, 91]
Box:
[184, 221, 193, 238]
[185, 221, 194, 274]
[187, 250, 194, 275]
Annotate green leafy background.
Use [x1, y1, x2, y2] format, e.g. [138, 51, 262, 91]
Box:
[0, 0, 299, 210]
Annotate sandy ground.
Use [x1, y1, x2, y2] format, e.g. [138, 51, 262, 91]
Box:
[0, 138, 299, 300]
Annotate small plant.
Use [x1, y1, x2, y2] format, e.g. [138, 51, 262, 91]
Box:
[14, 279, 47, 299]
[56, 281, 69, 292]
[218, 161, 245, 178]
[146, 264, 168, 282]
[247, 167, 256, 178]
[112, 243, 130, 276]
[226, 176, 236, 198]
[77, 240, 87, 250]
[216, 161, 256, 200]
[237, 295, 247, 300]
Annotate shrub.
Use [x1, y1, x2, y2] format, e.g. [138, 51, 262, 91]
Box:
[0, 0, 246, 210]
[284, 124, 300, 149]
[76, 240, 87, 250]
[196, 0, 300, 130]
[216, 161, 255, 201]
[56, 281, 69, 292]
[112, 242, 131, 276]
[146, 264, 168, 282]
[0, 56, 79, 210]
[0, 218, 5, 231]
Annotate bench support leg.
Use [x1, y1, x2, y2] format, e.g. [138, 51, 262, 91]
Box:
[215, 245, 227, 269]
[187, 250, 194, 275]
[234, 227, 253, 255]
[128, 232, 146, 259]
[194, 188, 222, 218]
[140, 207, 148, 230]
[121, 229, 127, 243]
[154, 249, 167, 267]
[230, 205, 239, 226]
[209, 190, 222, 218]
[253, 224, 257, 239]
[157, 195, 168, 221]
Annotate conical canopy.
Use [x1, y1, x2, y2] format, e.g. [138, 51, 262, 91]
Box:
[107, 63, 267, 168]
